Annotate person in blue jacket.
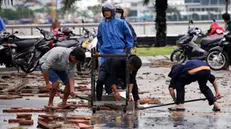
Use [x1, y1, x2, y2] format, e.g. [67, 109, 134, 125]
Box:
[168, 60, 222, 112]
[0, 17, 5, 31]
[97, 3, 134, 65]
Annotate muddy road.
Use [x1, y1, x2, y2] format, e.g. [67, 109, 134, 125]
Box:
[0, 66, 231, 129]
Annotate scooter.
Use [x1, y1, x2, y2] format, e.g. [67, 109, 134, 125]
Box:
[206, 32, 231, 70]
[77, 27, 98, 73]
[0, 28, 52, 73]
[170, 20, 224, 63]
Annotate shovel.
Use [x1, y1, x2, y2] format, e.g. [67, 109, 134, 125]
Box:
[137, 98, 207, 110]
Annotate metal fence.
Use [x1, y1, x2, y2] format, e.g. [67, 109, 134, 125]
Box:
[5, 20, 225, 37]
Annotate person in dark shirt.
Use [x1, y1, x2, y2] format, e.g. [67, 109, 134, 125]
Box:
[96, 55, 142, 106]
[115, 5, 137, 53]
[222, 13, 231, 32]
[168, 59, 222, 112]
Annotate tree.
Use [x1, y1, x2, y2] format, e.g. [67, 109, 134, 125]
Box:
[225, 0, 228, 13]
[61, 0, 77, 11]
[88, 4, 102, 16]
[144, 0, 168, 47]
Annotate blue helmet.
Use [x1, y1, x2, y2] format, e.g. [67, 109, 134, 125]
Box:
[102, 3, 116, 19]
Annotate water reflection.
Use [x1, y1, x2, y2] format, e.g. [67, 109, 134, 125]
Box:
[92, 111, 139, 128]
[169, 111, 186, 127]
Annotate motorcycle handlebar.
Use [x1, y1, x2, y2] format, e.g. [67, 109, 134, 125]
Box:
[36, 27, 41, 31]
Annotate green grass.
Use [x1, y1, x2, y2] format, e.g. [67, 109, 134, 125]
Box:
[136, 47, 175, 56]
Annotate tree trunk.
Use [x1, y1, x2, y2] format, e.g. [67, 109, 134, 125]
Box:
[155, 0, 168, 47]
[225, 0, 228, 13]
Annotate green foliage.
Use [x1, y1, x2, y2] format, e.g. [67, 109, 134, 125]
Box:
[0, 6, 34, 20]
[61, 0, 77, 12]
[136, 47, 174, 56]
[88, 4, 101, 16]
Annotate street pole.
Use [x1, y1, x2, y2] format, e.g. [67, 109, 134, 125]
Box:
[51, 0, 56, 21]
[226, 0, 228, 13]
[56, 0, 58, 19]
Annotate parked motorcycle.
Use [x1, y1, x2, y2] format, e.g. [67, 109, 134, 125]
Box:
[77, 27, 98, 73]
[49, 27, 81, 49]
[170, 20, 224, 63]
[0, 27, 52, 73]
[206, 32, 231, 70]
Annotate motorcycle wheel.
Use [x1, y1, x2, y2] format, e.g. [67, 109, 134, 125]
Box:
[206, 50, 228, 70]
[20, 60, 39, 73]
[19, 51, 41, 73]
[77, 58, 92, 74]
[77, 58, 98, 74]
[170, 49, 187, 64]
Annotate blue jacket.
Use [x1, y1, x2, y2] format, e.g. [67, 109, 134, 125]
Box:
[168, 59, 210, 80]
[0, 17, 5, 31]
[97, 17, 134, 53]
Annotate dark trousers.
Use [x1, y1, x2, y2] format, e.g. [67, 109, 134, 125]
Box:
[175, 70, 216, 105]
[96, 64, 140, 101]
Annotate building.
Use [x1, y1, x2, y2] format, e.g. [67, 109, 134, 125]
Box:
[167, 0, 230, 21]
[116, 0, 155, 22]
[184, 0, 230, 20]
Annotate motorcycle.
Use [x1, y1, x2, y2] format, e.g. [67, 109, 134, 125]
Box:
[77, 27, 98, 73]
[0, 27, 52, 73]
[49, 27, 82, 49]
[170, 20, 224, 63]
[206, 32, 231, 70]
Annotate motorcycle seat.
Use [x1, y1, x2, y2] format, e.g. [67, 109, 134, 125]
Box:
[14, 39, 38, 48]
[200, 35, 223, 47]
[54, 40, 79, 48]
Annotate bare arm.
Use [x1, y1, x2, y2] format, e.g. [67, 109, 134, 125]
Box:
[112, 84, 120, 101]
[68, 78, 75, 94]
[42, 72, 49, 85]
[209, 74, 222, 99]
[129, 84, 134, 94]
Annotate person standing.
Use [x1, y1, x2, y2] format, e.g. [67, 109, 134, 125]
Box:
[97, 3, 134, 65]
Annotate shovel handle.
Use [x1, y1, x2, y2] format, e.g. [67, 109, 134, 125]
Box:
[75, 95, 91, 101]
[138, 98, 207, 110]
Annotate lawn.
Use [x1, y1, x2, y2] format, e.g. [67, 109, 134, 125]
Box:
[136, 46, 175, 56]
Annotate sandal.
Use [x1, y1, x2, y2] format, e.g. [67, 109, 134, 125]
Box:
[168, 107, 185, 111]
[57, 103, 68, 109]
[212, 107, 221, 112]
[44, 105, 61, 109]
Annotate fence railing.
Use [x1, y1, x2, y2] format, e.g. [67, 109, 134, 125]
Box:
[5, 20, 225, 36]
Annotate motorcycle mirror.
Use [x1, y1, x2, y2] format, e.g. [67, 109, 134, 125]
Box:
[14, 31, 19, 34]
[82, 19, 84, 23]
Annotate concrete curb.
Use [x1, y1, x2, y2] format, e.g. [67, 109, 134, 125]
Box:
[140, 55, 170, 66]
[0, 55, 171, 70]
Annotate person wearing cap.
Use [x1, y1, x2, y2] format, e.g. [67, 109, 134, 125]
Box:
[222, 13, 231, 32]
[96, 55, 142, 107]
[115, 5, 137, 53]
[168, 59, 222, 112]
[97, 2, 134, 65]
[39, 47, 86, 108]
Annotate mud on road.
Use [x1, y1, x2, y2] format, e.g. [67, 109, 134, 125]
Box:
[0, 64, 231, 129]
